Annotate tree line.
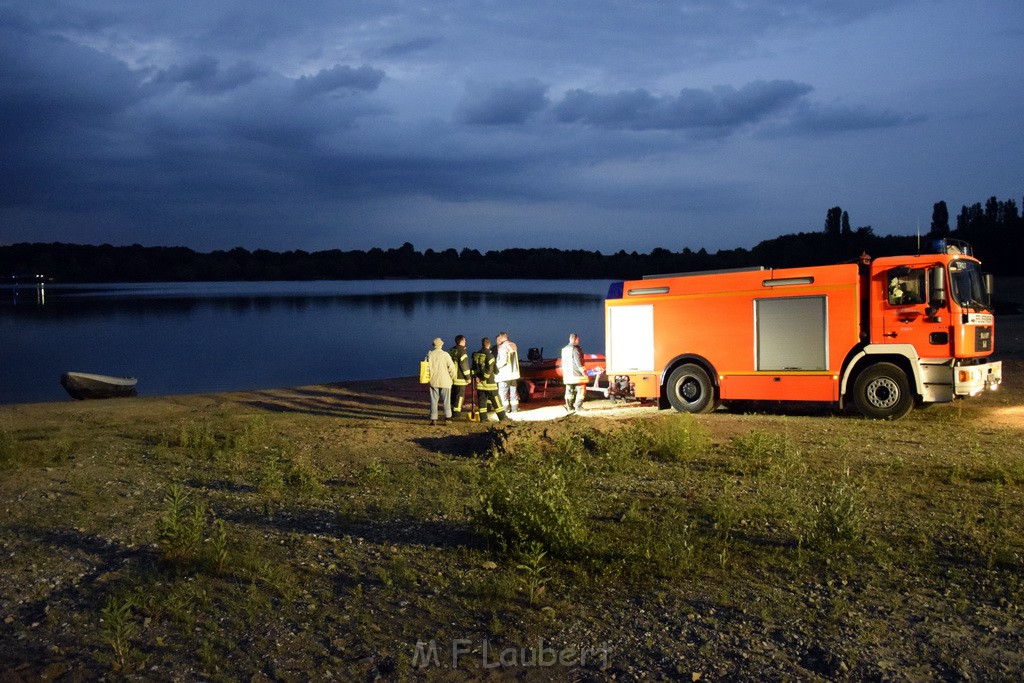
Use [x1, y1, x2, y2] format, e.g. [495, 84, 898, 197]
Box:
[4, 196, 1022, 283]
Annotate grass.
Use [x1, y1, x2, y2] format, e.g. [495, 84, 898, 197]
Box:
[1, 381, 1023, 679]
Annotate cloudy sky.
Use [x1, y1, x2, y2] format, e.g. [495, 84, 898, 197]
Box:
[1, 1, 1021, 254]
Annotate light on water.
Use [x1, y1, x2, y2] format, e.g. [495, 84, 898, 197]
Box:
[0, 280, 608, 404]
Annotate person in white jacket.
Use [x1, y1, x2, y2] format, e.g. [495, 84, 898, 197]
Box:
[494, 331, 521, 414]
[426, 337, 457, 424]
[561, 333, 587, 414]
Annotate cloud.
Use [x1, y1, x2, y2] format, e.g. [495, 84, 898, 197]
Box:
[456, 79, 550, 125]
[0, 23, 142, 134]
[293, 64, 386, 98]
[367, 36, 444, 59]
[0, 0, 1018, 255]
[153, 56, 265, 94]
[553, 80, 814, 134]
[776, 101, 926, 135]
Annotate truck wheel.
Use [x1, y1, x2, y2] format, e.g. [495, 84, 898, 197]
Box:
[852, 363, 913, 419]
[666, 364, 716, 413]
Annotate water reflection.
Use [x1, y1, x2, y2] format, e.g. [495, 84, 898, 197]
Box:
[3, 287, 602, 319]
[6, 282, 47, 307]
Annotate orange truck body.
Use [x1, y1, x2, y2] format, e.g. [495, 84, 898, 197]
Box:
[604, 245, 1003, 418]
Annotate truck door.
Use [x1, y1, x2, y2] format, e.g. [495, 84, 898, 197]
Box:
[880, 266, 950, 355]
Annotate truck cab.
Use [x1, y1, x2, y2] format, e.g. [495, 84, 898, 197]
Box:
[851, 243, 1001, 416]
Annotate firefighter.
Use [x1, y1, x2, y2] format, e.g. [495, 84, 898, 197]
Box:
[494, 331, 521, 414]
[448, 335, 471, 419]
[561, 332, 587, 414]
[472, 337, 508, 422]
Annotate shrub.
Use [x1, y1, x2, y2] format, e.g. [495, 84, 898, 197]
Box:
[802, 478, 866, 557]
[729, 429, 801, 476]
[472, 456, 589, 559]
[562, 416, 711, 472]
[640, 414, 711, 462]
[177, 421, 219, 457]
[230, 415, 273, 455]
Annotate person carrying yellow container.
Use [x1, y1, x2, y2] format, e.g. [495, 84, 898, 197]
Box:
[426, 337, 457, 425]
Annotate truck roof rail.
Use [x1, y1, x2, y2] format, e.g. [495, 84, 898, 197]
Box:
[642, 266, 766, 280]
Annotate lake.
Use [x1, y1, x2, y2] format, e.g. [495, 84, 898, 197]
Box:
[0, 280, 610, 404]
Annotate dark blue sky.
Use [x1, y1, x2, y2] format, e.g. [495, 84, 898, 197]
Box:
[1, 1, 1021, 254]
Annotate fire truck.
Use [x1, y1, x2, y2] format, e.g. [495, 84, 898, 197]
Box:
[604, 241, 1002, 419]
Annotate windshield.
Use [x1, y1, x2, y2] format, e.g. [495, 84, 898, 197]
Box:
[948, 259, 988, 309]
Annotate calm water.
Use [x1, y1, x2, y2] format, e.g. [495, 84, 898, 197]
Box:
[0, 280, 609, 404]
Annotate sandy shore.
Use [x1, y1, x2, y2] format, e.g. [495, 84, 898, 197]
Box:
[2, 313, 1019, 431]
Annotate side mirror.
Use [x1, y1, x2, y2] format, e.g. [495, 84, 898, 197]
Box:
[983, 273, 994, 307]
[929, 265, 947, 307]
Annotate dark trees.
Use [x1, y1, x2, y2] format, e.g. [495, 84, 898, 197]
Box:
[824, 207, 843, 236]
[930, 201, 950, 236]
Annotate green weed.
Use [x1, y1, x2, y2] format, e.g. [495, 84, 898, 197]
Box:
[256, 454, 286, 500]
[98, 594, 138, 671]
[156, 483, 209, 564]
[52, 437, 74, 464]
[635, 414, 712, 463]
[605, 504, 696, 581]
[229, 415, 273, 455]
[210, 519, 230, 573]
[178, 420, 220, 458]
[729, 429, 801, 476]
[358, 460, 390, 484]
[374, 555, 418, 589]
[515, 542, 550, 605]
[802, 477, 867, 559]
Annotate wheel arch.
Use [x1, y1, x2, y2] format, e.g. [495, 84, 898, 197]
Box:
[841, 346, 923, 406]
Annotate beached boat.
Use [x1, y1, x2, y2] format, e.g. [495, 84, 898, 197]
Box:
[60, 372, 138, 400]
[519, 348, 606, 400]
[520, 350, 606, 383]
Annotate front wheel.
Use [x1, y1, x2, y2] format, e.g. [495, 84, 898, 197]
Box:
[852, 363, 914, 419]
[666, 363, 717, 413]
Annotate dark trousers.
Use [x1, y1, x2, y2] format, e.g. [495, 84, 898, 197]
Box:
[478, 388, 506, 420]
[451, 383, 466, 415]
[565, 382, 585, 411]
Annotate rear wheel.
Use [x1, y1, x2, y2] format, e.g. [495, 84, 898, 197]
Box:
[852, 362, 914, 419]
[666, 363, 717, 413]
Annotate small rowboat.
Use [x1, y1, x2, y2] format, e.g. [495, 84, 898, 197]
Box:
[60, 372, 138, 400]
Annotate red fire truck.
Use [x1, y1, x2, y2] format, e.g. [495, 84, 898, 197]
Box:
[604, 242, 1002, 419]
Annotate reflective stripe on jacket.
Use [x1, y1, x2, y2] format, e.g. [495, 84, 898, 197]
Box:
[449, 346, 471, 386]
[472, 348, 499, 391]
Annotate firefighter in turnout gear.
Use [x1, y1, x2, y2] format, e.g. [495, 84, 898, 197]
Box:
[448, 335, 471, 419]
[472, 337, 508, 422]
